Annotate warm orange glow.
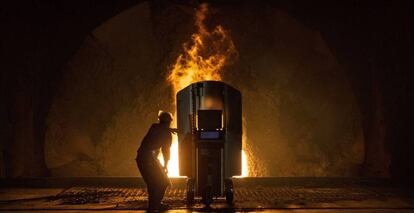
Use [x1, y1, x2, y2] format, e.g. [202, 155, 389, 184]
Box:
[166, 3, 237, 94]
[161, 3, 248, 177]
[241, 150, 249, 176]
[158, 134, 180, 177]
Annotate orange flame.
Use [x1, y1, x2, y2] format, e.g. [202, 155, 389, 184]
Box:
[167, 3, 237, 93]
[162, 3, 247, 177]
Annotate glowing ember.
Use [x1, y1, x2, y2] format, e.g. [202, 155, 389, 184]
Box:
[161, 3, 247, 177]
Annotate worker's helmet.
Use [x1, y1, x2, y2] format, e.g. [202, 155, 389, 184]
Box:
[158, 111, 173, 123]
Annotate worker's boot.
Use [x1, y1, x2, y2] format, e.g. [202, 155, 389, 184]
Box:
[159, 203, 170, 210]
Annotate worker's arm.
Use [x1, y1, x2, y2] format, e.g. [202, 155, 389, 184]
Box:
[169, 128, 181, 134]
[161, 132, 173, 172]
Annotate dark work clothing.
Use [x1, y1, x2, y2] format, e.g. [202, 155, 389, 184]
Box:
[136, 123, 172, 211]
[136, 151, 170, 191]
[138, 123, 172, 164]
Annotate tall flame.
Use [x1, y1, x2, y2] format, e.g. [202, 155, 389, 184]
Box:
[167, 3, 237, 93]
[162, 3, 247, 177]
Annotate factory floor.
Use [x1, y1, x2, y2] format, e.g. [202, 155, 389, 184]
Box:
[0, 177, 413, 212]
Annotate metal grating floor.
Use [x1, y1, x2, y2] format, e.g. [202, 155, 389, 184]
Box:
[53, 185, 409, 207]
[1, 178, 413, 210]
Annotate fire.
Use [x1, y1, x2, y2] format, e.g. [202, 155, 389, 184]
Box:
[241, 150, 248, 176]
[161, 3, 247, 177]
[167, 3, 237, 94]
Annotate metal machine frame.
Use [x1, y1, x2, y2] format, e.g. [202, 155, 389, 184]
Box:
[176, 81, 242, 205]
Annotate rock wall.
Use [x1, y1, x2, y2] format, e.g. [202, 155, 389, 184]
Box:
[45, 2, 363, 176]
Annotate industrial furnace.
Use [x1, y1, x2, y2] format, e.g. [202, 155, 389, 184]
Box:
[176, 81, 242, 205]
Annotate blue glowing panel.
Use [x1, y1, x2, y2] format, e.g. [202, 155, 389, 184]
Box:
[200, 131, 220, 139]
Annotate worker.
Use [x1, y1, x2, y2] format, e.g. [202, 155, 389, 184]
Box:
[136, 111, 173, 212]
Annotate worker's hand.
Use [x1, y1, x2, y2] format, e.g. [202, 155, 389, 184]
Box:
[169, 128, 179, 134]
[164, 166, 169, 174]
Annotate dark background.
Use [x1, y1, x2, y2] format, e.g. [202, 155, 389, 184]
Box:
[0, 0, 412, 180]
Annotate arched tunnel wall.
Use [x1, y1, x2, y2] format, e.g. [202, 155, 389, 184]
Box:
[1, 0, 412, 180]
[45, 2, 363, 177]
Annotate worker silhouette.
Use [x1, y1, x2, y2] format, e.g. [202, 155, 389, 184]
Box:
[136, 111, 173, 212]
